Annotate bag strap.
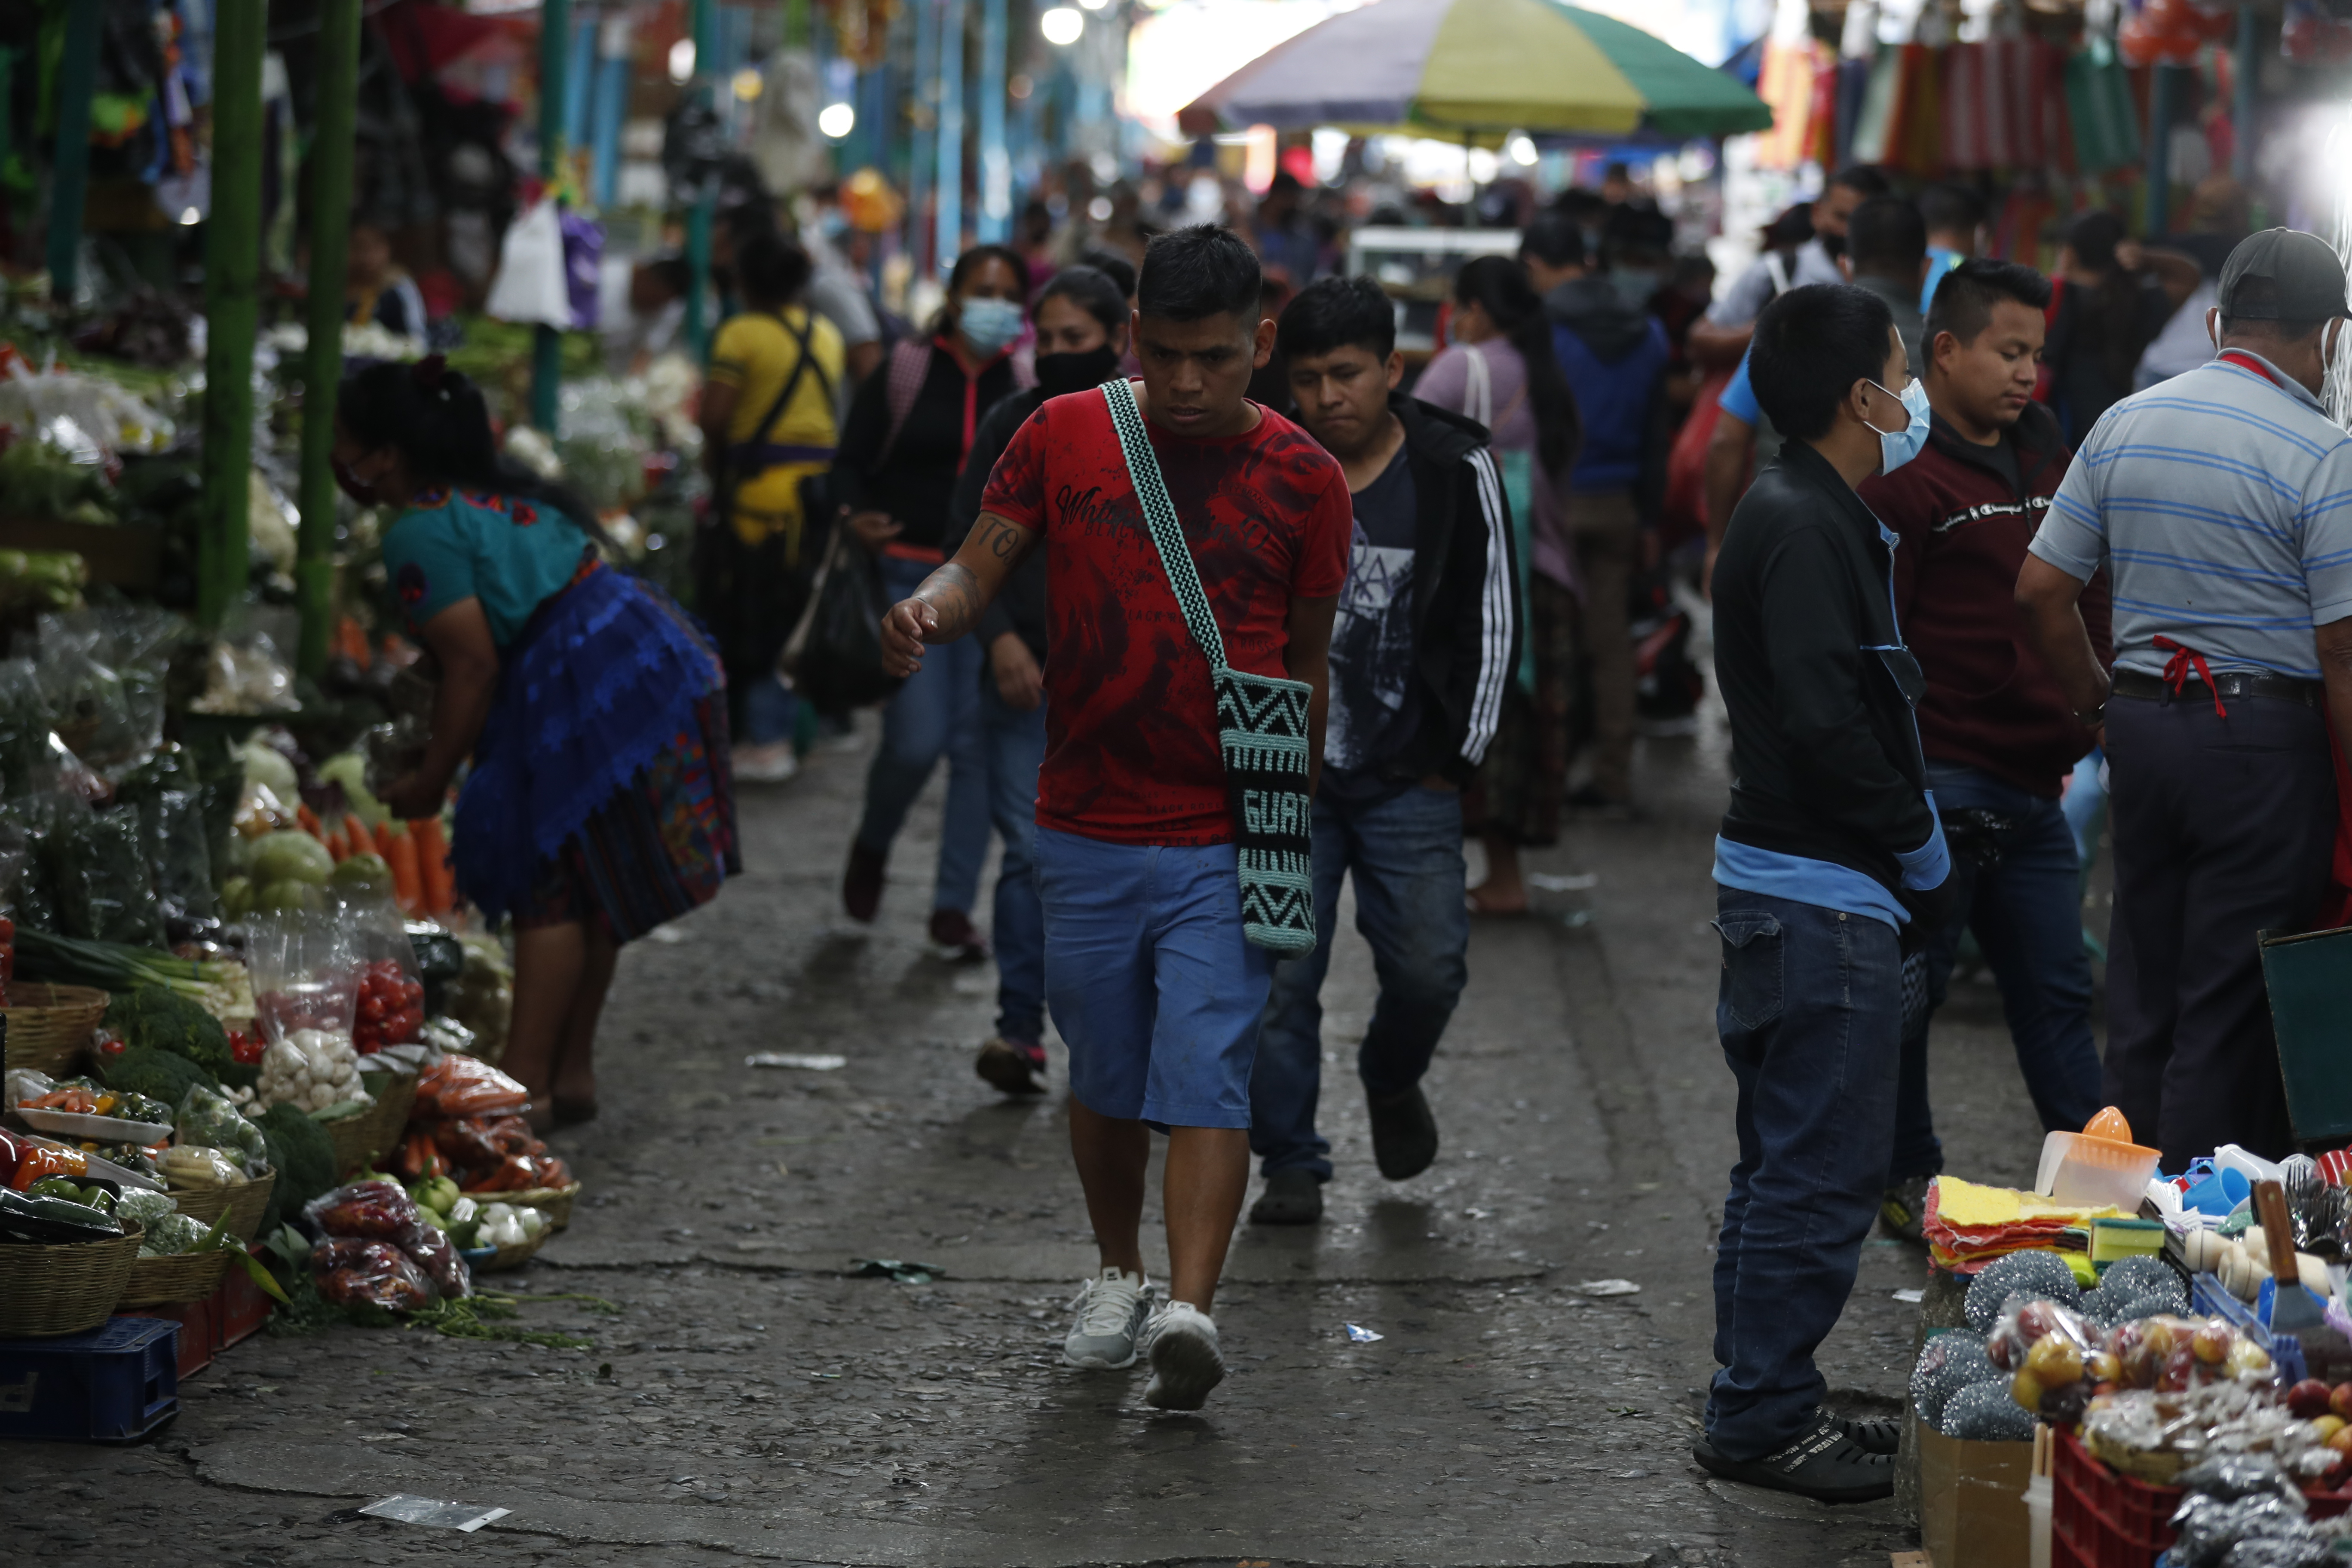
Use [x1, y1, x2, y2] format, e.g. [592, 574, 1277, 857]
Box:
[1099, 377, 1227, 672]
[739, 310, 827, 461]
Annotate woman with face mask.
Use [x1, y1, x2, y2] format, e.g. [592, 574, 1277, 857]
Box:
[831, 244, 1035, 958]
[935, 265, 1130, 1095]
[335, 358, 738, 1132]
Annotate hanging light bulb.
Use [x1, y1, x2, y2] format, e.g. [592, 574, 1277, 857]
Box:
[1040, 7, 1083, 44]
[667, 38, 695, 83]
[819, 102, 856, 138]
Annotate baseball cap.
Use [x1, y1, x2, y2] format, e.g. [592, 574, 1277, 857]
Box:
[2217, 228, 2349, 320]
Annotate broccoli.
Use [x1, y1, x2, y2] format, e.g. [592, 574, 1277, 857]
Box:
[96, 1043, 211, 1107]
[257, 1102, 337, 1232]
[109, 985, 232, 1078]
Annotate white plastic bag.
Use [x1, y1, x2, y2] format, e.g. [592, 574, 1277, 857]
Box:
[484, 199, 572, 329]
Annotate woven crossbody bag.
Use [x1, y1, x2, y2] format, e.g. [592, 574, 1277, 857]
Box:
[1099, 377, 1317, 955]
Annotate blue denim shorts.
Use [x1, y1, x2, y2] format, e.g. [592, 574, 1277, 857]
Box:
[1036, 826, 1277, 1129]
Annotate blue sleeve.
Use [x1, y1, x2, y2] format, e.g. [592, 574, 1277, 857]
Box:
[1718, 350, 1759, 425]
[1896, 792, 1951, 891]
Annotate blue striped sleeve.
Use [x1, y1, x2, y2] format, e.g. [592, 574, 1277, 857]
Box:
[2304, 440, 2352, 626]
[2031, 444, 2108, 580]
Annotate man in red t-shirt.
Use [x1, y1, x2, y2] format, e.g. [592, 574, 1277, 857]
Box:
[879, 224, 1350, 1412]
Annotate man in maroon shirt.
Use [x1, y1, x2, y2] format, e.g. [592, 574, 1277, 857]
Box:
[879, 225, 1350, 1412]
[1857, 258, 2112, 1239]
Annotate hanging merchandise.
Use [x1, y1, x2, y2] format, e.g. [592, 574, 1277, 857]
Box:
[1847, 43, 1905, 168]
[2065, 43, 2143, 175]
[1754, 37, 1822, 172]
[1805, 49, 1838, 169]
[1896, 42, 1946, 176]
[483, 198, 573, 330]
[748, 49, 828, 198]
[2283, 0, 2352, 64]
[1944, 42, 1988, 170]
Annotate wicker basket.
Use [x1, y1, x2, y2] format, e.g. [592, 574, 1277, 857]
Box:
[168, 1168, 276, 1243]
[0, 983, 110, 1076]
[323, 1070, 418, 1178]
[465, 1227, 551, 1274]
[118, 1244, 235, 1308]
[0, 1219, 143, 1337]
[473, 1182, 581, 1232]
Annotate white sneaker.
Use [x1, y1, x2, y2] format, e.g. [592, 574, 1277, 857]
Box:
[1062, 1267, 1149, 1369]
[1142, 1300, 1225, 1410]
[735, 741, 799, 783]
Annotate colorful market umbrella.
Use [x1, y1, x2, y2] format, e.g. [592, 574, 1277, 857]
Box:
[1177, 0, 1773, 143]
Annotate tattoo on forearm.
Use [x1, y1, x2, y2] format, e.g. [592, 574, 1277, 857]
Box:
[973, 514, 1023, 560]
[916, 564, 983, 641]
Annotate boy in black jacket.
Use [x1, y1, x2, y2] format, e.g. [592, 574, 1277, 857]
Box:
[1246, 276, 1518, 1225]
[1700, 283, 1953, 1504]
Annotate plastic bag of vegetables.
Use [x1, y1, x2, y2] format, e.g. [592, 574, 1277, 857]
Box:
[159, 1145, 248, 1190]
[247, 910, 361, 1043]
[138, 1209, 215, 1256]
[50, 805, 164, 948]
[175, 1083, 269, 1173]
[312, 1237, 431, 1313]
[255, 1029, 368, 1115]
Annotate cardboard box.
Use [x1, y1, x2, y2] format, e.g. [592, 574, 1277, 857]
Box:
[1917, 1424, 2034, 1568]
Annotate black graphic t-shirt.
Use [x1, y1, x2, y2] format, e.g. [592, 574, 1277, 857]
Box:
[1322, 446, 1420, 803]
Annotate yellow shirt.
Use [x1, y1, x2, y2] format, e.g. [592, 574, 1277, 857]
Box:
[707, 307, 846, 534]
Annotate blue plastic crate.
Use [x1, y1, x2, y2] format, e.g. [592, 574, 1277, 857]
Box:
[0, 1318, 179, 1442]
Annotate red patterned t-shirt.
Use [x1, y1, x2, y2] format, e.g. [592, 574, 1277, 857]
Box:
[980, 385, 1351, 845]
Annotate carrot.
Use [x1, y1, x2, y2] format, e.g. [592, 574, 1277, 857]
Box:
[373, 821, 398, 860]
[325, 831, 348, 862]
[411, 817, 453, 913]
[385, 830, 423, 913]
[296, 803, 322, 837]
[344, 813, 372, 858]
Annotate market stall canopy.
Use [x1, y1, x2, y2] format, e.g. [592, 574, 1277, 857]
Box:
[1176, 0, 1773, 143]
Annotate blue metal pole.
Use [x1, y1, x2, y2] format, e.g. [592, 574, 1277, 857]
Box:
[566, 9, 596, 150]
[906, 0, 935, 279]
[976, 0, 1007, 243]
[936, 0, 965, 271]
[591, 14, 628, 209]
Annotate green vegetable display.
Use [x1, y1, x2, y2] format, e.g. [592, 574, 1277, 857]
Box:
[250, 829, 334, 887]
[109, 983, 233, 1078]
[0, 549, 89, 615]
[0, 438, 114, 525]
[256, 1101, 336, 1228]
[17, 928, 249, 1016]
[96, 1043, 210, 1107]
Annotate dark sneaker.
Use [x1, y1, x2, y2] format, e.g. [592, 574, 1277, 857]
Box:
[1248, 1168, 1323, 1225]
[842, 841, 886, 924]
[1692, 1416, 1895, 1504]
[1880, 1176, 1932, 1245]
[1368, 1085, 1438, 1180]
[1834, 1412, 1901, 1456]
[928, 908, 990, 963]
[976, 1036, 1047, 1095]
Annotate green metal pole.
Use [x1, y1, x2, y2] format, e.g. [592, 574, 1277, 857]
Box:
[46, 0, 101, 300]
[684, 0, 718, 358]
[198, 0, 266, 631]
[532, 0, 572, 434]
[294, 0, 363, 679]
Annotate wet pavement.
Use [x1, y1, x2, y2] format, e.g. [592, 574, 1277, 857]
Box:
[4, 689, 2080, 1565]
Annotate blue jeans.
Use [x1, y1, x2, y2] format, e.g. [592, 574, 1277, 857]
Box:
[741, 672, 798, 747]
[1709, 886, 1901, 1461]
[1037, 827, 1275, 1129]
[1249, 785, 1470, 1180]
[1888, 763, 2105, 1181]
[854, 554, 991, 913]
[982, 680, 1047, 1045]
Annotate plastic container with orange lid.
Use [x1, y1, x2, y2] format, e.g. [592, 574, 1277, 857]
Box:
[2035, 1107, 2163, 1211]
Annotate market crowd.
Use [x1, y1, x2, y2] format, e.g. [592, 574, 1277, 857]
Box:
[376, 152, 2352, 1495]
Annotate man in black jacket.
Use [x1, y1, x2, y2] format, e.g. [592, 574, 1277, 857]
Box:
[1246, 276, 1518, 1225]
[1700, 283, 1953, 1504]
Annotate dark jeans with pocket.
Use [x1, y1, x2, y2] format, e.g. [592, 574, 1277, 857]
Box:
[1888, 762, 2107, 1181]
[1708, 885, 1901, 1461]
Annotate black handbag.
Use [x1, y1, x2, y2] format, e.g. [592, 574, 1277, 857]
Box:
[780, 524, 903, 713]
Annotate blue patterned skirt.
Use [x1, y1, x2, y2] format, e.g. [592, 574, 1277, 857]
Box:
[453, 562, 739, 942]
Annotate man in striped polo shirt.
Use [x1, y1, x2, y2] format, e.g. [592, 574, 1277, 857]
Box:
[2017, 228, 2352, 1168]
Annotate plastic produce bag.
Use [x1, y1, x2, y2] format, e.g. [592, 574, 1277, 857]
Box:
[305, 1179, 469, 1298]
[312, 1237, 432, 1313]
[139, 788, 217, 923]
[175, 1083, 270, 1173]
[33, 611, 141, 769]
[337, 893, 425, 1052]
[247, 911, 362, 1043]
[414, 1055, 529, 1118]
[0, 657, 52, 797]
[52, 804, 164, 946]
[485, 199, 573, 329]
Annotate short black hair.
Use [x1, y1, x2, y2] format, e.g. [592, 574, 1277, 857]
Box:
[1522, 211, 1585, 270]
[1831, 164, 1891, 199]
[1601, 203, 1674, 267]
[1763, 201, 1815, 251]
[1926, 258, 2052, 346]
[1275, 274, 1395, 362]
[1918, 183, 1985, 240]
[1037, 265, 1130, 336]
[1078, 247, 1137, 300]
[1847, 195, 1927, 279]
[642, 256, 692, 297]
[2220, 277, 2331, 341]
[1136, 224, 1260, 323]
[2067, 210, 2126, 274]
[1751, 282, 1899, 443]
[734, 228, 812, 306]
[946, 242, 1029, 300]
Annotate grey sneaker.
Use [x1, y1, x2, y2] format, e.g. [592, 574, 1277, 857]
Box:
[1142, 1301, 1225, 1411]
[1061, 1267, 1149, 1369]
